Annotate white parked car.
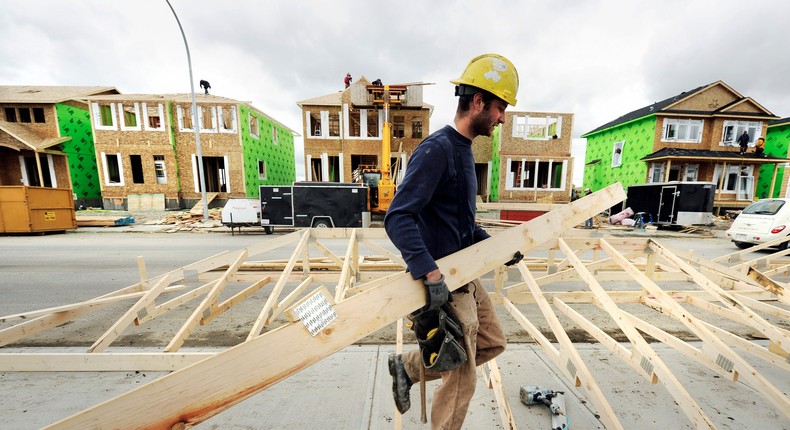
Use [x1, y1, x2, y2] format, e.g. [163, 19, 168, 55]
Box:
[726, 198, 790, 249]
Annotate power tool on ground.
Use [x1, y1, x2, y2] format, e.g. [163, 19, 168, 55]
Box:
[520, 385, 569, 430]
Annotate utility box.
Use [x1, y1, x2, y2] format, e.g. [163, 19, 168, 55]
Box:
[0, 186, 77, 233]
[626, 181, 715, 226]
[260, 182, 370, 229]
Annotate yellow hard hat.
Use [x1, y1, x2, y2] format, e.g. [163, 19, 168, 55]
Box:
[451, 53, 519, 106]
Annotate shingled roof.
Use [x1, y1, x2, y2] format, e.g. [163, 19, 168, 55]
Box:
[640, 147, 790, 162]
[582, 81, 777, 137]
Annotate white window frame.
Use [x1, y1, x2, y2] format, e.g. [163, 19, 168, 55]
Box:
[504, 158, 567, 190]
[714, 164, 753, 197]
[153, 156, 168, 185]
[101, 152, 125, 186]
[198, 106, 218, 133]
[118, 102, 142, 131]
[648, 162, 665, 183]
[684, 164, 699, 182]
[177, 104, 194, 132]
[612, 140, 625, 168]
[142, 102, 165, 131]
[218, 106, 237, 133]
[272, 126, 279, 145]
[661, 118, 703, 143]
[249, 113, 260, 139]
[92, 102, 117, 131]
[511, 115, 562, 140]
[720, 120, 762, 147]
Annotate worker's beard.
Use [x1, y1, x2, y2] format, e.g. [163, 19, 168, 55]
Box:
[469, 107, 497, 138]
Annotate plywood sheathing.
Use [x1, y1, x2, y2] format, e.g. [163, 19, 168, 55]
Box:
[1, 184, 789, 429]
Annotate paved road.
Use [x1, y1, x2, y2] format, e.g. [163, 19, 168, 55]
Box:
[2, 227, 788, 430]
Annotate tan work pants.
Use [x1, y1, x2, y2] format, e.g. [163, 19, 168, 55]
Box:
[402, 279, 506, 430]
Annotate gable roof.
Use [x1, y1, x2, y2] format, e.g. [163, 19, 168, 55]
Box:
[0, 120, 69, 151]
[582, 81, 778, 137]
[0, 86, 118, 103]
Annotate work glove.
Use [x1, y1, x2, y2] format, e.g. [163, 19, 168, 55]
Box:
[504, 251, 524, 266]
[421, 275, 451, 312]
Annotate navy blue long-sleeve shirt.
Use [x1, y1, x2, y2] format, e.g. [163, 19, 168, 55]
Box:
[384, 125, 490, 279]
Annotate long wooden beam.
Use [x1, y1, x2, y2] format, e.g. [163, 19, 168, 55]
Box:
[43, 184, 625, 429]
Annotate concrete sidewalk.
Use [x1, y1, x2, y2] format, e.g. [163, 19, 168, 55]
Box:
[2, 342, 787, 429]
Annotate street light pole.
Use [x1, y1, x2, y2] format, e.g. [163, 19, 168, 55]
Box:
[165, 0, 209, 222]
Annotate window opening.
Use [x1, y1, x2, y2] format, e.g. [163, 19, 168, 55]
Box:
[122, 104, 138, 128]
[154, 155, 167, 185]
[180, 105, 193, 130]
[250, 114, 259, 138]
[310, 113, 321, 137]
[612, 141, 625, 167]
[32, 107, 45, 123]
[4, 107, 16, 122]
[146, 104, 162, 129]
[411, 118, 423, 139]
[329, 113, 340, 137]
[393, 116, 405, 138]
[104, 153, 123, 185]
[130, 155, 144, 184]
[721, 121, 761, 147]
[19, 107, 31, 123]
[99, 104, 114, 127]
[367, 110, 379, 137]
[349, 110, 361, 137]
[200, 106, 216, 132]
[219, 106, 236, 132]
[258, 160, 267, 180]
[662, 119, 703, 142]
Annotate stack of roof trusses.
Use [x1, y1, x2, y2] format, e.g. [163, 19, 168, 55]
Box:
[1, 183, 788, 429]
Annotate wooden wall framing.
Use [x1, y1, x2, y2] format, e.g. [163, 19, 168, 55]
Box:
[1, 183, 789, 429]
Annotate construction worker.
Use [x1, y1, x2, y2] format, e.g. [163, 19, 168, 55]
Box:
[384, 53, 522, 430]
[344, 72, 352, 88]
[755, 136, 765, 156]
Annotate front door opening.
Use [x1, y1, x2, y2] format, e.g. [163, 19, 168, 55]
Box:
[198, 156, 227, 192]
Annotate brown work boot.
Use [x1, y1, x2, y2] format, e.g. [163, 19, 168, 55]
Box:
[388, 353, 412, 414]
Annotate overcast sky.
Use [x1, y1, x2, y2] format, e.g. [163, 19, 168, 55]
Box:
[2, 0, 788, 184]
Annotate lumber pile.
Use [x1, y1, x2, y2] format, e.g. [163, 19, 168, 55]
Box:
[147, 208, 224, 232]
[75, 215, 135, 227]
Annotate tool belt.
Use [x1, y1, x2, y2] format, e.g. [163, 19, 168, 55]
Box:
[409, 304, 467, 372]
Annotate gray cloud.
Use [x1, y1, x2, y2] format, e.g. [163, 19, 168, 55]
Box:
[2, 0, 788, 182]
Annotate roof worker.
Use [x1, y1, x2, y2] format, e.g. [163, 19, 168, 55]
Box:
[199, 79, 211, 95]
[755, 136, 765, 156]
[384, 53, 523, 429]
[344, 72, 352, 88]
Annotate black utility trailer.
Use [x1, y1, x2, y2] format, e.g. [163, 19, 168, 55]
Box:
[260, 182, 370, 230]
[626, 181, 715, 226]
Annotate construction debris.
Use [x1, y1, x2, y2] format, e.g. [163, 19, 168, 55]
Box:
[147, 208, 224, 232]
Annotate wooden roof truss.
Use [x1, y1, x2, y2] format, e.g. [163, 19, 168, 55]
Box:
[1, 183, 788, 429]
